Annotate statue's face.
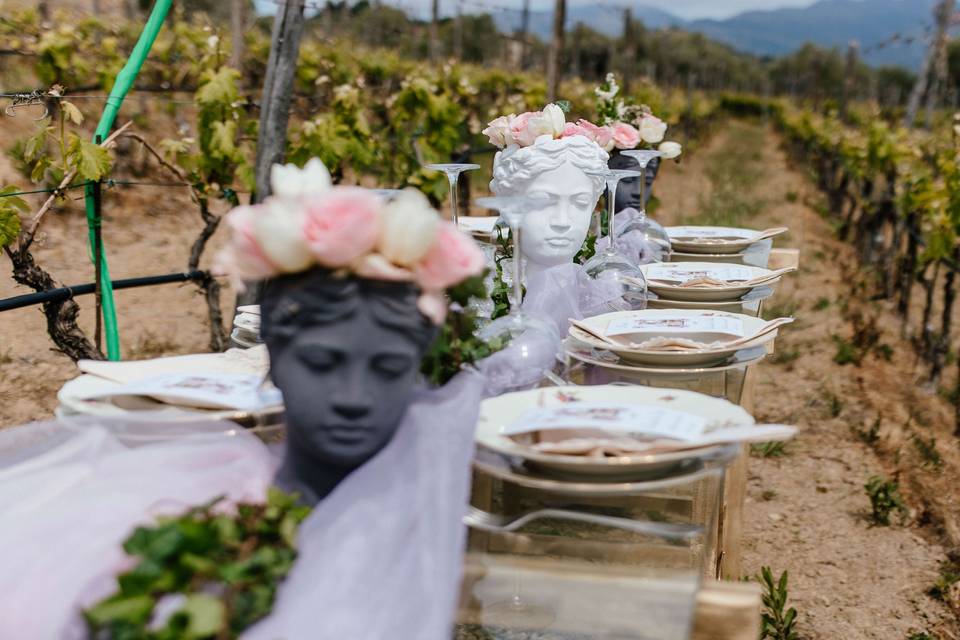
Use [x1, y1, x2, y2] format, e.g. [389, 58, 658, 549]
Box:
[519, 161, 598, 268]
[266, 297, 424, 468]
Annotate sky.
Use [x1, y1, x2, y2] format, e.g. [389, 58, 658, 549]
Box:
[255, 0, 824, 21]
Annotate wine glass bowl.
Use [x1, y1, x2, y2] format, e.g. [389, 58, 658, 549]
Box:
[583, 168, 649, 311]
[618, 150, 672, 262]
[424, 163, 481, 225]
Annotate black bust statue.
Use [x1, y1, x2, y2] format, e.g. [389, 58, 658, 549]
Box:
[260, 268, 438, 505]
[609, 150, 660, 213]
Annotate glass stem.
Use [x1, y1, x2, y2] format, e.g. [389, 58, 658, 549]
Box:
[448, 173, 460, 226]
[511, 222, 523, 310]
[606, 178, 618, 256]
[638, 162, 647, 221]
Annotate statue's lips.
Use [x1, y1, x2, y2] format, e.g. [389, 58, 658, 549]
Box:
[325, 425, 373, 442]
[545, 237, 572, 248]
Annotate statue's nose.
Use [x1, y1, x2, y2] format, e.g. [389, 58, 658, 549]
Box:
[550, 203, 572, 232]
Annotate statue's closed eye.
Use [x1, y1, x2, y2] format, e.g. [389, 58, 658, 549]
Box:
[297, 346, 342, 371]
[371, 354, 413, 379]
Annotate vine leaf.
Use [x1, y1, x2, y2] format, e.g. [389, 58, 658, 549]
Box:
[69, 136, 112, 181]
[0, 186, 28, 248]
[61, 100, 84, 126]
[196, 67, 240, 106]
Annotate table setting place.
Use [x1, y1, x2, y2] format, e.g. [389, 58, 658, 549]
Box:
[0, 100, 803, 640]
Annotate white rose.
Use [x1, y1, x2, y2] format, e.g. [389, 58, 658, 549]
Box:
[253, 198, 315, 273]
[638, 114, 667, 144]
[482, 115, 515, 148]
[542, 103, 567, 137]
[526, 112, 556, 140]
[659, 141, 683, 159]
[270, 158, 332, 198]
[378, 188, 440, 266]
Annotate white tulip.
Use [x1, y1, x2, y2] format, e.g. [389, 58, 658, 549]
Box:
[659, 141, 683, 159]
[542, 103, 567, 137]
[270, 157, 332, 198]
[253, 198, 315, 273]
[378, 189, 440, 266]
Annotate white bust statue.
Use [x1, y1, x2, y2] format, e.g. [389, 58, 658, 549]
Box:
[490, 136, 609, 282]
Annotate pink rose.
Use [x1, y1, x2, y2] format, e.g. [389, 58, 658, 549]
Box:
[561, 122, 593, 140]
[216, 205, 278, 283]
[414, 222, 486, 290]
[576, 119, 615, 151]
[509, 112, 540, 147]
[611, 122, 641, 150]
[302, 187, 381, 268]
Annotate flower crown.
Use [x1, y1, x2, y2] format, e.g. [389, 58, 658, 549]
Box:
[593, 74, 682, 159]
[482, 102, 680, 158]
[215, 159, 486, 325]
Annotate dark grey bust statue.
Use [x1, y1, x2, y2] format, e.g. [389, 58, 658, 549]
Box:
[260, 269, 438, 505]
[609, 151, 660, 213]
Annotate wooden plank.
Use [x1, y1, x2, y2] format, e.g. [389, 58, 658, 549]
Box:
[768, 247, 800, 271]
[692, 581, 762, 640]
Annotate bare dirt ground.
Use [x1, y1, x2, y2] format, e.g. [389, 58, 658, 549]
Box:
[657, 120, 960, 639]
[2, 99, 959, 638]
[0, 103, 235, 426]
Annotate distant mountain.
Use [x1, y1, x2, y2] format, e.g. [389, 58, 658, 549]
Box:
[491, 5, 681, 42]
[687, 0, 937, 69]
[491, 0, 937, 69]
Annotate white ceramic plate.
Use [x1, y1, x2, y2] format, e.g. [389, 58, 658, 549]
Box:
[640, 262, 782, 302]
[666, 225, 784, 254]
[57, 374, 283, 424]
[568, 309, 776, 367]
[564, 338, 768, 374]
[669, 251, 747, 264]
[476, 385, 754, 479]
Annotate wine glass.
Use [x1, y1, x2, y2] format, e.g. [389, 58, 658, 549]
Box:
[423, 162, 480, 226]
[474, 195, 559, 390]
[583, 168, 649, 311]
[619, 149, 672, 261]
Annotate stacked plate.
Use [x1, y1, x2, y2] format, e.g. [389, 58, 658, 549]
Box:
[567, 309, 787, 368]
[638, 262, 793, 304]
[475, 385, 795, 482]
[666, 225, 787, 254]
[232, 305, 262, 348]
[56, 347, 283, 430]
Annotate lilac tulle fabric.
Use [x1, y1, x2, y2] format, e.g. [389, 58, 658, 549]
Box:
[247, 369, 484, 639]
[0, 370, 487, 640]
[0, 422, 276, 639]
[595, 207, 668, 265]
[523, 262, 625, 336]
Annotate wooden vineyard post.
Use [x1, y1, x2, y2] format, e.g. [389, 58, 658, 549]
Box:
[545, 0, 566, 102]
[253, 0, 307, 204]
[237, 0, 307, 311]
[904, 0, 955, 128]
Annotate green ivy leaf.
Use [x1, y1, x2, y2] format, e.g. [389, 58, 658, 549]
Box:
[180, 593, 226, 636]
[83, 594, 154, 627]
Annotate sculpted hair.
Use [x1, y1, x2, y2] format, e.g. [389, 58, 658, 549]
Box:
[260, 270, 437, 350]
[490, 136, 609, 197]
